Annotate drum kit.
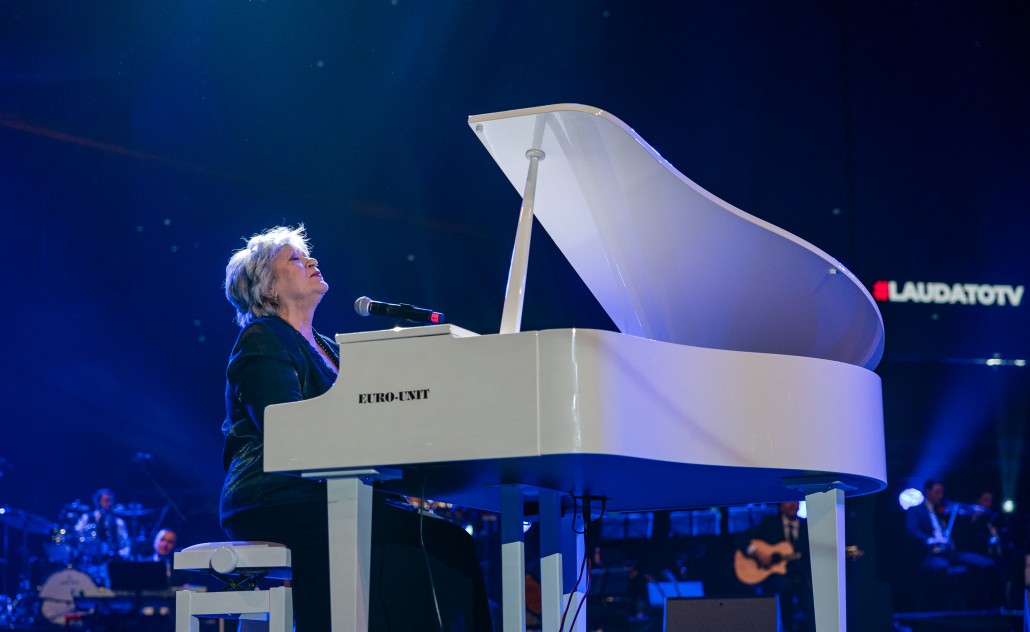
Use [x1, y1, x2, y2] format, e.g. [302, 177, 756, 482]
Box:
[0, 501, 158, 628]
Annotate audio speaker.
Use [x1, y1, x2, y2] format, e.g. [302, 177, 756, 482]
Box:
[664, 596, 781, 631]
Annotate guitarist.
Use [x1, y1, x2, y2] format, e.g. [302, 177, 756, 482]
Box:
[736, 502, 814, 632]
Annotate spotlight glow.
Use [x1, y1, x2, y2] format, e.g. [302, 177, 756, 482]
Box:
[1001, 499, 1015, 514]
[899, 488, 924, 510]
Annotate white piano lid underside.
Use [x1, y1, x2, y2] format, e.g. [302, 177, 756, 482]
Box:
[470, 104, 885, 369]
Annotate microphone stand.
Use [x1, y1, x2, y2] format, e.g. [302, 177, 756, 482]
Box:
[134, 455, 189, 530]
[147, 503, 172, 546]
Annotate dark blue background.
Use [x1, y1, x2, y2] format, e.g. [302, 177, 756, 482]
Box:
[1, 0, 1027, 596]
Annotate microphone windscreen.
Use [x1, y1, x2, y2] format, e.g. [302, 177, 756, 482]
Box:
[354, 296, 372, 317]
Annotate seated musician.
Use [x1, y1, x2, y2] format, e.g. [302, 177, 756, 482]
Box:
[904, 479, 1000, 609]
[149, 528, 188, 586]
[150, 528, 176, 564]
[957, 491, 1002, 558]
[735, 501, 814, 632]
[74, 488, 131, 572]
[220, 225, 492, 631]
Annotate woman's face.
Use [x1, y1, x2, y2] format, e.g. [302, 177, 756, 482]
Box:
[271, 245, 328, 307]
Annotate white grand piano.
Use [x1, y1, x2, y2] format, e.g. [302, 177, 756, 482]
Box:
[265, 104, 886, 631]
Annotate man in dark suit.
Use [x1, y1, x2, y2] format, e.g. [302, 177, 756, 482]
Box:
[738, 502, 814, 632]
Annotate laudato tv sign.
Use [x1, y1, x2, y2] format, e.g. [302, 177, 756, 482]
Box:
[872, 280, 1024, 307]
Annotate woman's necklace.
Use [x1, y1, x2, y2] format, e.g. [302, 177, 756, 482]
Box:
[311, 330, 339, 372]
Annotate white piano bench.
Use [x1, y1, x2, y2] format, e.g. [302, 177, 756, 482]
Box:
[173, 541, 293, 632]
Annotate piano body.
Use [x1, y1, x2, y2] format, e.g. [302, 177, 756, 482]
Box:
[265, 104, 886, 631]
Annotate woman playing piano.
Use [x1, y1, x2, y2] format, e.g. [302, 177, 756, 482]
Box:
[220, 225, 491, 631]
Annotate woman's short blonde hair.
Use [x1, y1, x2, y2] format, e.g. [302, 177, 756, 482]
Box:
[224, 225, 312, 328]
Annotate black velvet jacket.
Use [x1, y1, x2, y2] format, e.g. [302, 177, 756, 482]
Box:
[219, 315, 339, 525]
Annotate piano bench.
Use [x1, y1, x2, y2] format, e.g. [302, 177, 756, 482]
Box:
[173, 541, 293, 632]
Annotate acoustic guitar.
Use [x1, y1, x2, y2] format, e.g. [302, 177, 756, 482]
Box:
[733, 539, 802, 585]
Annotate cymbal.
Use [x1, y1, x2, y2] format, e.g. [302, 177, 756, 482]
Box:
[58, 502, 90, 522]
[0, 506, 53, 534]
[113, 504, 154, 517]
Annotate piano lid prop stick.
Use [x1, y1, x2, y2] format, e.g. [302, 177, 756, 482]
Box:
[500, 147, 545, 334]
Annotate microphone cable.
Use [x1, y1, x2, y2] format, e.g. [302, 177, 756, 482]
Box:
[560, 495, 606, 632]
[418, 476, 444, 631]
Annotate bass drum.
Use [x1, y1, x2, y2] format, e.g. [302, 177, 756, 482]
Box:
[38, 568, 96, 626]
[75, 524, 112, 563]
[43, 526, 76, 566]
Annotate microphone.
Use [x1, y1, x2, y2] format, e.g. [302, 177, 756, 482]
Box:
[354, 296, 444, 324]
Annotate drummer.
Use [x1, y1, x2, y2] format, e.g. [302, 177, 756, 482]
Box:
[74, 487, 131, 563]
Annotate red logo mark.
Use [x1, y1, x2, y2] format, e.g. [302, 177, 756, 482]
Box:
[872, 280, 889, 302]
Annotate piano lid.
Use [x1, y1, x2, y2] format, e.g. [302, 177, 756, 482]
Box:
[469, 104, 884, 369]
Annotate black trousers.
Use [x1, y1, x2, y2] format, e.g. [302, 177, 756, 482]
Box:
[224, 494, 492, 631]
[758, 568, 814, 632]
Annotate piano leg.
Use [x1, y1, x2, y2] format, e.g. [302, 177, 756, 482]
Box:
[501, 485, 527, 632]
[539, 490, 586, 632]
[324, 475, 374, 632]
[806, 487, 846, 632]
[539, 490, 564, 631]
